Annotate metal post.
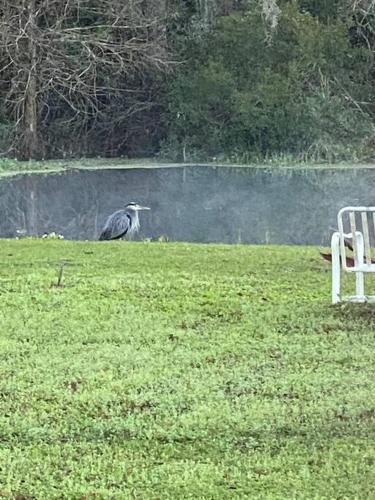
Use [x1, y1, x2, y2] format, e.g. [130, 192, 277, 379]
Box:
[331, 232, 341, 304]
[355, 231, 365, 299]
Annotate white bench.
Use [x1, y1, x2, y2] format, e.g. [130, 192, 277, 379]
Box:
[331, 206, 375, 304]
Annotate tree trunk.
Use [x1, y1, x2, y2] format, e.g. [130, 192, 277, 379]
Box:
[20, 0, 39, 159]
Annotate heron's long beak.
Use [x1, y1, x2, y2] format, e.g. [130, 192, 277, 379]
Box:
[137, 206, 150, 211]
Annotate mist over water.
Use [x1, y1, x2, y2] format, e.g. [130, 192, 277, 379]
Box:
[0, 165, 373, 244]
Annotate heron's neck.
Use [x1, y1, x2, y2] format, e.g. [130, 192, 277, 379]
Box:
[129, 210, 140, 232]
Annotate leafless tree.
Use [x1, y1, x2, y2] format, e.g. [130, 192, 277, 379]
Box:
[350, 0, 375, 51]
[0, 0, 171, 159]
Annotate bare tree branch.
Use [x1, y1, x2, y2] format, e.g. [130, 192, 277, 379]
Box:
[0, 0, 172, 158]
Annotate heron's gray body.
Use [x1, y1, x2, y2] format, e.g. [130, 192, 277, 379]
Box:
[99, 202, 149, 241]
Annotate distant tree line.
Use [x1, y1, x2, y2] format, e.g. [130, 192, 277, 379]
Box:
[0, 0, 374, 162]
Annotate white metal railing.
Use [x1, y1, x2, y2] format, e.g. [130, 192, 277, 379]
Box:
[332, 206, 375, 303]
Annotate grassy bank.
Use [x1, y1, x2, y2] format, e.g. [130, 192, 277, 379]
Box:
[0, 240, 374, 498]
[1, 157, 374, 178]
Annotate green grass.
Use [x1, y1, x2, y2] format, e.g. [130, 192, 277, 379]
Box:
[0, 158, 160, 177]
[0, 240, 374, 498]
[1, 156, 374, 178]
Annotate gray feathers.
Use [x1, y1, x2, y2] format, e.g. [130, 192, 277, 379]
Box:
[99, 210, 132, 240]
[98, 202, 149, 241]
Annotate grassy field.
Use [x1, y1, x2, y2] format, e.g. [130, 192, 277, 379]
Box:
[0, 240, 374, 498]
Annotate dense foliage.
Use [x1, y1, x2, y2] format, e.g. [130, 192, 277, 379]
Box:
[0, 0, 374, 161]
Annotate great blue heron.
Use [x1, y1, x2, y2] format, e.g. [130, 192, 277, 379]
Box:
[98, 202, 150, 241]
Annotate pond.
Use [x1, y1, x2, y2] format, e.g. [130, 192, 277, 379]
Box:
[0, 164, 373, 244]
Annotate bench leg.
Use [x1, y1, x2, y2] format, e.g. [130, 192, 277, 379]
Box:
[356, 273, 365, 298]
[355, 231, 365, 298]
[331, 232, 341, 304]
